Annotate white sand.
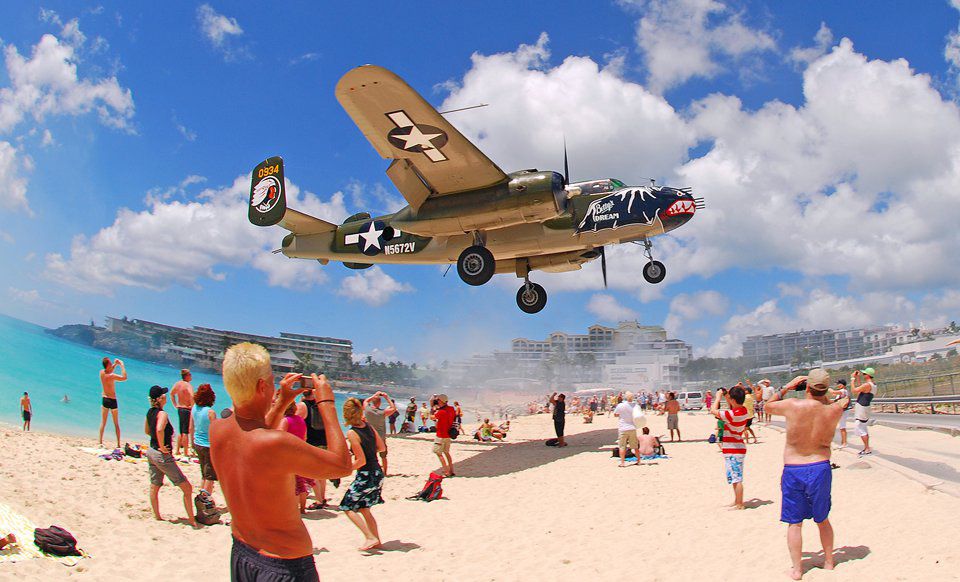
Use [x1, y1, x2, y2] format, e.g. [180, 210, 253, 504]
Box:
[0, 411, 957, 581]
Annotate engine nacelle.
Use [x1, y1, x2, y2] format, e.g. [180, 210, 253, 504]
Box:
[390, 171, 566, 236]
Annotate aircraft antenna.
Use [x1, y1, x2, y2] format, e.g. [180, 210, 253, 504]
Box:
[600, 247, 608, 289]
[438, 103, 489, 115]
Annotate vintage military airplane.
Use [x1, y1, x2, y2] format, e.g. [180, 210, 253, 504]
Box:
[249, 65, 702, 313]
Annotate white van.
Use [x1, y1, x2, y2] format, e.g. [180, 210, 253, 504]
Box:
[678, 391, 705, 410]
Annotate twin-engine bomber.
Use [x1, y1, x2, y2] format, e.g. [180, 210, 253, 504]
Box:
[249, 65, 702, 313]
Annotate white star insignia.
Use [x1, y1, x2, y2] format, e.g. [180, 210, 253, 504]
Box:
[359, 222, 384, 252]
[393, 125, 442, 151]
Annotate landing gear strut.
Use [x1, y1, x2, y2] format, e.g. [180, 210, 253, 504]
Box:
[516, 272, 547, 314]
[640, 238, 666, 284]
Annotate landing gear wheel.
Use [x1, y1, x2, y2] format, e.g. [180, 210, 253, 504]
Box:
[516, 283, 548, 314]
[457, 245, 495, 286]
[643, 260, 666, 284]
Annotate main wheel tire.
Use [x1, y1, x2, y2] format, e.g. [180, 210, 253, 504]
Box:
[457, 245, 495, 286]
[643, 260, 666, 284]
[516, 283, 548, 314]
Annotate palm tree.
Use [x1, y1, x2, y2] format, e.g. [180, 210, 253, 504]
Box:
[293, 352, 313, 374]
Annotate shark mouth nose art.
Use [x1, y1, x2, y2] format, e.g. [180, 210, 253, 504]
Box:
[663, 199, 696, 217]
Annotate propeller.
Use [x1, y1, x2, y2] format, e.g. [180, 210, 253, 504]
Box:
[563, 138, 570, 185]
[600, 246, 608, 289]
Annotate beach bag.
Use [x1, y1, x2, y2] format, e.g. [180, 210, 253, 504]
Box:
[449, 418, 460, 439]
[708, 434, 717, 444]
[124, 443, 142, 458]
[409, 472, 444, 502]
[34, 526, 81, 556]
[194, 492, 221, 526]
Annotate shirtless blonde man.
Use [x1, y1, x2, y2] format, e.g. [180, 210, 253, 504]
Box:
[171, 369, 195, 456]
[99, 357, 127, 448]
[765, 369, 849, 581]
[211, 343, 351, 581]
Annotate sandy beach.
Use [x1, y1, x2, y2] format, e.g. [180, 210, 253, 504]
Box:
[0, 410, 957, 581]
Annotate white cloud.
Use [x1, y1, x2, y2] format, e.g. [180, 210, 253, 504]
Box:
[947, 2, 960, 88]
[0, 141, 33, 215]
[7, 286, 56, 309]
[40, 128, 53, 146]
[587, 293, 638, 322]
[337, 266, 413, 306]
[352, 346, 399, 364]
[0, 229, 13, 243]
[790, 22, 834, 67]
[663, 290, 728, 335]
[173, 115, 197, 141]
[0, 32, 135, 133]
[627, 0, 776, 92]
[44, 174, 349, 295]
[197, 4, 246, 60]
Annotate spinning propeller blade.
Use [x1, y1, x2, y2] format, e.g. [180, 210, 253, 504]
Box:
[600, 246, 608, 289]
[563, 139, 570, 185]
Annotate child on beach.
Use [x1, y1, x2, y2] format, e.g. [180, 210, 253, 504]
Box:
[711, 385, 748, 510]
[339, 397, 386, 551]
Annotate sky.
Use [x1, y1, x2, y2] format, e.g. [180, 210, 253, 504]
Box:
[3, 1, 960, 364]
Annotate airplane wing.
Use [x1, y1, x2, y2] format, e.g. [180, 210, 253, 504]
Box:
[336, 65, 508, 210]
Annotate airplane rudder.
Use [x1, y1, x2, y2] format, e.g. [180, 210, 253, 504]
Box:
[249, 156, 286, 226]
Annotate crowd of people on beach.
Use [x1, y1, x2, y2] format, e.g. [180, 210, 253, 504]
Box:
[3, 345, 881, 580]
[531, 366, 878, 581]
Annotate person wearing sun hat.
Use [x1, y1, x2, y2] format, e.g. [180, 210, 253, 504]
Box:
[851, 367, 876, 456]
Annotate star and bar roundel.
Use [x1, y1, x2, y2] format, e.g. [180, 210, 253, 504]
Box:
[344, 220, 398, 256]
[385, 110, 448, 162]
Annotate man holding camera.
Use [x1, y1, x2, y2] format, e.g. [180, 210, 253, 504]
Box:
[430, 394, 457, 477]
[765, 369, 849, 581]
[850, 368, 876, 456]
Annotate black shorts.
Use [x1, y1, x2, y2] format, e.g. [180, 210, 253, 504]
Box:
[554, 418, 565, 437]
[178, 408, 191, 434]
[746, 418, 753, 428]
[22, 410, 31, 421]
[102, 397, 118, 410]
[231, 537, 318, 582]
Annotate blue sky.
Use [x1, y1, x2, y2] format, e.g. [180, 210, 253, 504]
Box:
[3, 1, 960, 364]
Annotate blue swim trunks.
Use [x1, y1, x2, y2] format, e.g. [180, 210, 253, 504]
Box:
[781, 460, 832, 524]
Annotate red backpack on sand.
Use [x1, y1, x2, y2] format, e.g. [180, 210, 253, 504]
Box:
[409, 472, 444, 502]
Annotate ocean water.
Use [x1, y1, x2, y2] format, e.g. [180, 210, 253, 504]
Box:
[0, 315, 353, 442]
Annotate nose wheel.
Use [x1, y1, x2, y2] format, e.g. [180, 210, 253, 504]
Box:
[639, 238, 666, 284]
[516, 281, 547, 314]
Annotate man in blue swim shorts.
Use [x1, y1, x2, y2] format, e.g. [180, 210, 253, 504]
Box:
[765, 369, 849, 581]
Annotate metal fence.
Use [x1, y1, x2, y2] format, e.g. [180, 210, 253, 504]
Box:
[878, 370, 960, 398]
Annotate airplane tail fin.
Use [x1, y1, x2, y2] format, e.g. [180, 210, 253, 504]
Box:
[249, 156, 337, 235]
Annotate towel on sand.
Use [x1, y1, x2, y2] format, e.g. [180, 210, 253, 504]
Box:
[0, 502, 85, 566]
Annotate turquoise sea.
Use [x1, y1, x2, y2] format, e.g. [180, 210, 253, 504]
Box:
[0, 315, 353, 442]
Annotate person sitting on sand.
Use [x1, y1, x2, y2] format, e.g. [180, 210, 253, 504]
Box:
[280, 401, 315, 514]
[637, 427, 659, 457]
[189, 383, 218, 497]
[144, 385, 197, 527]
[477, 418, 502, 442]
[99, 357, 126, 449]
[211, 343, 351, 581]
[339, 397, 386, 551]
[765, 369, 849, 581]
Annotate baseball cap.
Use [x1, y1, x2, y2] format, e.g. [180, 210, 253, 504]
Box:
[807, 368, 830, 390]
[149, 385, 168, 399]
[437, 393, 448, 403]
[862, 367, 875, 377]
[836, 379, 847, 386]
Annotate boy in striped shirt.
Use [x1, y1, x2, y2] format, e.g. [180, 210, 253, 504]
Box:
[711, 385, 749, 509]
